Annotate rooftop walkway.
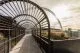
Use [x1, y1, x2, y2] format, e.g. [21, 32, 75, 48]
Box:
[10, 34, 42, 53]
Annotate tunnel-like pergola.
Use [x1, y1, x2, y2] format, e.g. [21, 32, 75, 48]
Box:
[0, 0, 80, 53]
[0, 0, 52, 53]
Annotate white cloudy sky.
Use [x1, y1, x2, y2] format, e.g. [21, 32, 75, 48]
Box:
[30, 0, 80, 29]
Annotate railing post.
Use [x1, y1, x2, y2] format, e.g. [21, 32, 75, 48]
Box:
[15, 28, 17, 45]
[7, 28, 11, 53]
[4, 39, 5, 53]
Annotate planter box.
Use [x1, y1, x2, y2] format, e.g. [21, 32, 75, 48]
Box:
[52, 39, 80, 53]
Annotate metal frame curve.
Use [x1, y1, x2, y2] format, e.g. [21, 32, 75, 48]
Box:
[0, 0, 50, 41]
[42, 7, 62, 30]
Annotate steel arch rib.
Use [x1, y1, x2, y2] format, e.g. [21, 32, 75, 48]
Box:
[0, 0, 51, 42]
[16, 19, 37, 26]
[42, 7, 62, 30]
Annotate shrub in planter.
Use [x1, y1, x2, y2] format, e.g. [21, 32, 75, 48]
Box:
[50, 32, 69, 40]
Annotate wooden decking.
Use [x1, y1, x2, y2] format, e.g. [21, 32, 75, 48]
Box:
[10, 34, 42, 53]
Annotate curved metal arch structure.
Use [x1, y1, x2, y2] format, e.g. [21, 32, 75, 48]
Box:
[21, 22, 36, 29]
[15, 19, 38, 27]
[20, 22, 39, 35]
[17, 19, 41, 36]
[0, 0, 50, 38]
[42, 7, 63, 30]
[13, 14, 42, 37]
[17, 19, 39, 30]
[13, 14, 40, 23]
[21, 22, 35, 28]
[0, 0, 52, 53]
[13, 14, 41, 28]
[21, 22, 38, 33]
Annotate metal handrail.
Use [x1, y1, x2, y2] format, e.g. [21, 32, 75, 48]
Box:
[0, 34, 24, 47]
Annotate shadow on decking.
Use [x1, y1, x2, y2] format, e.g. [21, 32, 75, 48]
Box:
[18, 34, 42, 53]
